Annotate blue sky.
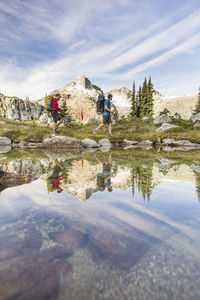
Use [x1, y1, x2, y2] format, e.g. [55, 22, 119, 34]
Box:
[0, 0, 200, 99]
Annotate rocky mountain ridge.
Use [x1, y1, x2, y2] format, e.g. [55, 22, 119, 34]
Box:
[0, 76, 198, 123]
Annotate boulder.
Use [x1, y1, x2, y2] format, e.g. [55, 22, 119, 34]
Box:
[123, 139, 138, 146]
[162, 138, 200, 148]
[191, 113, 200, 123]
[154, 114, 172, 124]
[142, 116, 150, 121]
[98, 139, 112, 152]
[194, 122, 200, 128]
[43, 136, 81, 148]
[0, 137, 11, 145]
[138, 140, 153, 147]
[157, 123, 179, 132]
[162, 138, 175, 145]
[191, 164, 200, 173]
[98, 139, 112, 147]
[81, 138, 99, 148]
[0, 145, 11, 153]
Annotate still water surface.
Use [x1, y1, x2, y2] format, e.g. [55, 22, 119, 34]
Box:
[0, 148, 200, 299]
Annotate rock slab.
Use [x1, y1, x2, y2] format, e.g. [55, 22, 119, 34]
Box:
[157, 123, 179, 132]
[43, 136, 81, 148]
[0, 137, 11, 145]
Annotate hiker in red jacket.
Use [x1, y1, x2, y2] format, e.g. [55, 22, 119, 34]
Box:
[51, 93, 63, 136]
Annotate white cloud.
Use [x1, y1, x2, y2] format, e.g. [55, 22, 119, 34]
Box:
[0, 1, 200, 98]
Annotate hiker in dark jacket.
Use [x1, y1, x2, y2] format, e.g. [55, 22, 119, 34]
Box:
[51, 94, 63, 136]
[95, 153, 113, 192]
[93, 94, 114, 136]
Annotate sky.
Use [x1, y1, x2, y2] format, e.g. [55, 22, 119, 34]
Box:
[0, 0, 200, 100]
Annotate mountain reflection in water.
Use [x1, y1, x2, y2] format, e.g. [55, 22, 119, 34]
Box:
[0, 148, 200, 300]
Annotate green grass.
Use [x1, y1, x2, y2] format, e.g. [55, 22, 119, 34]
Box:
[0, 116, 200, 144]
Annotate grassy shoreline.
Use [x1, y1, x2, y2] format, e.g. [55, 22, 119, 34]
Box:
[0, 117, 200, 144]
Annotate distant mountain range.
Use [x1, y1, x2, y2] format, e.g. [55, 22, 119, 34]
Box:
[0, 75, 198, 123]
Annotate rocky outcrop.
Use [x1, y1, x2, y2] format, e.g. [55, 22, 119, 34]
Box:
[191, 113, 200, 123]
[39, 76, 103, 124]
[0, 170, 36, 192]
[0, 93, 43, 121]
[157, 123, 179, 132]
[154, 114, 172, 124]
[154, 94, 198, 120]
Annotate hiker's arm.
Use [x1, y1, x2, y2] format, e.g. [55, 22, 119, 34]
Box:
[105, 105, 113, 113]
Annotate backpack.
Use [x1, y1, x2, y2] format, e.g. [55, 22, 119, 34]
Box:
[96, 95, 105, 114]
[46, 177, 54, 192]
[47, 96, 54, 112]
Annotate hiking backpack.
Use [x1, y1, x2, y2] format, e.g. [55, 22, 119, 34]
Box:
[96, 95, 105, 114]
[47, 96, 54, 112]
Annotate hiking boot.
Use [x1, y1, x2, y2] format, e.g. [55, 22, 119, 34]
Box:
[51, 132, 56, 137]
[93, 130, 97, 135]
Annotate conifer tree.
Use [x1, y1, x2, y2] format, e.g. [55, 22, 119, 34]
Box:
[136, 86, 142, 117]
[130, 81, 137, 117]
[141, 78, 148, 116]
[60, 100, 72, 126]
[193, 171, 200, 201]
[193, 87, 200, 115]
[147, 76, 154, 115]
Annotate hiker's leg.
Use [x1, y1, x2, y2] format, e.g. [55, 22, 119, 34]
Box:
[53, 122, 57, 132]
[108, 122, 112, 134]
[95, 123, 104, 131]
[57, 119, 63, 127]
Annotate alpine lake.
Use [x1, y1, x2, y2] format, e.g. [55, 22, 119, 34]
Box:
[0, 146, 200, 300]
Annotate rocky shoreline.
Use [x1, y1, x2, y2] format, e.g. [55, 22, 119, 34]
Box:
[1, 135, 200, 154]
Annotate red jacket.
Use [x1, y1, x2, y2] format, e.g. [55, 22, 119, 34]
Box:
[52, 98, 61, 114]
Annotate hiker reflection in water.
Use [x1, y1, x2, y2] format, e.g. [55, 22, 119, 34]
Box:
[47, 159, 63, 193]
[95, 153, 113, 192]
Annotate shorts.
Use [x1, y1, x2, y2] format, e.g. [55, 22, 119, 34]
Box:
[52, 113, 61, 123]
[103, 115, 112, 124]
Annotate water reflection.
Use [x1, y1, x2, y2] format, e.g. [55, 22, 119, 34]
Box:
[0, 149, 200, 299]
[1, 150, 200, 202]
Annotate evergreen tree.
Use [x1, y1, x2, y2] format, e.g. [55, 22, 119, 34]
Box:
[60, 100, 73, 126]
[147, 76, 154, 115]
[136, 86, 142, 117]
[141, 78, 148, 116]
[193, 87, 200, 115]
[193, 171, 200, 201]
[130, 81, 137, 117]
